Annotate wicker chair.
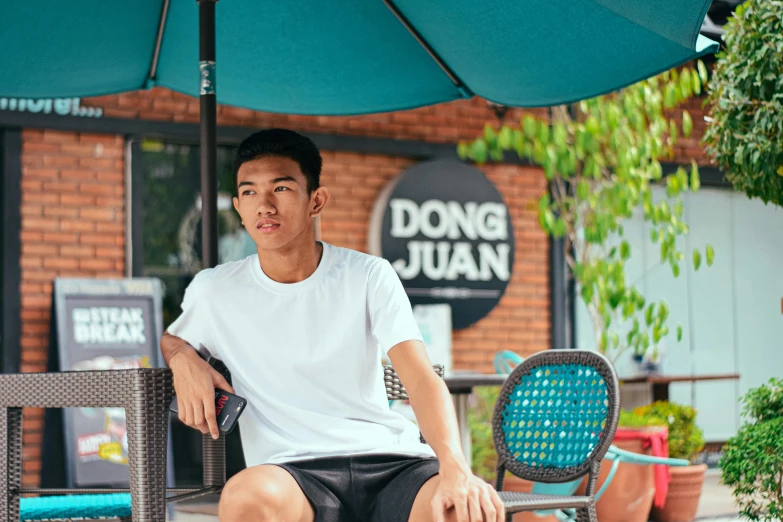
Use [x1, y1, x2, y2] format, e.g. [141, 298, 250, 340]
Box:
[492, 349, 620, 522]
[0, 364, 443, 521]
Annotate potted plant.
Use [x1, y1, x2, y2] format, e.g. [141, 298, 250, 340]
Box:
[573, 408, 667, 522]
[633, 402, 706, 522]
[719, 378, 783, 522]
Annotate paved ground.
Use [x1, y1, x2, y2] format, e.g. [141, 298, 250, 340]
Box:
[168, 469, 755, 522]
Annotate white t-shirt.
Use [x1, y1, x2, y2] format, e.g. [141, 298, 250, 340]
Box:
[166, 242, 436, 466]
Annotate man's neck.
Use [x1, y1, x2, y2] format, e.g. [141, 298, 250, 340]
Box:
[257, 239, 324, 284]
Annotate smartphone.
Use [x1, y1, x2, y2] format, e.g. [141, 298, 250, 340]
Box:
[169, 388, 246, 434]
[213, 388, 247, 434]
[169, 353, 247, 434]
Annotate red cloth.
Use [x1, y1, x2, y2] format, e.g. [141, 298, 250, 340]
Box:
[613, 427, 671, 508]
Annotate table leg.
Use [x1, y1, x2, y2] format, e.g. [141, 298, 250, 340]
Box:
[453, 394, 471, 468]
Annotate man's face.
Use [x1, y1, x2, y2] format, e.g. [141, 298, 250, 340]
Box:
[232, 156, 327, 251]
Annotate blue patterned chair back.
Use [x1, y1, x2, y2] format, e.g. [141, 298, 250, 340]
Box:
[492, 350, 619, 485]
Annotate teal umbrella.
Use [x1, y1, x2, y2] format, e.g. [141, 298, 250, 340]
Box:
[0, 0, 719, 267]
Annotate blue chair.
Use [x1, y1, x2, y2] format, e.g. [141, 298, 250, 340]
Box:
[492, 350, 689, 521]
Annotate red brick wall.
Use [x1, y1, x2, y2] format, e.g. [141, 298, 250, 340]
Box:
[86, 87, 546, 143]
[18, 129, 126, 485]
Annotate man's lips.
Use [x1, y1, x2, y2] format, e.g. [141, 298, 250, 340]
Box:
[256, 220, 280, 233]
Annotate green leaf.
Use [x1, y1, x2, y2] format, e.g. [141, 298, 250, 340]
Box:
[677, 325, 683, 342]
[645, 304, 655, 327]
[706, 244, 715, 266]
[457, 142, 469, 160]
[620, 241, 631, 260]
[658, 301, 670, 322]
[552, 218, 567, 238]
[585, 115, 600, 135]
[697, 60, 708, 85]
[576, 180, 589, 200]
[523, 115, 538, 138]
[672, 262, 680, 278]
[650, 228, 660, 243]
[640, 331, 650, 351]
[664, 83, 677, 108]
[539, 123, 551, 145]
[693, 249, 702, 271]
[682, 111, 693, 137]
[610, 332, 620, 349]
[680, 69, 692, 98]
[471, 140, 488, 164]
[483, 124, 498, 147]
[691, 68, 701, 95]
[691, 161, 701, 192]
[498, 126, 513, 149]
[538, 193, 550, 213]
[598, 331, 608, 353]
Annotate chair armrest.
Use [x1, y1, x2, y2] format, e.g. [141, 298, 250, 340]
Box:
[606, 445, 690, 466]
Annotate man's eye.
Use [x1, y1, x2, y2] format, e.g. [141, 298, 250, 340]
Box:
[242, 190, 255, 196]
[274, 186, 289, 192]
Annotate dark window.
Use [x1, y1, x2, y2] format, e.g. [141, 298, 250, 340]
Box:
[131, 140, 251, 484]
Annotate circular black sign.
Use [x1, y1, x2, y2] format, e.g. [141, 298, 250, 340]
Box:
[369, 159, 515, 330]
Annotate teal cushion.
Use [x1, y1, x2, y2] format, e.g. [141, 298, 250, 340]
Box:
[20, 493, 131, 520]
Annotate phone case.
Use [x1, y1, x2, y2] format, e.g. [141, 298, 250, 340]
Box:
[169, 354, 247, 433]
[214, 389, 247, 434]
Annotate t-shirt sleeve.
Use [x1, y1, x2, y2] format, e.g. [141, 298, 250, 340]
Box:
[367, 258, 423, 354]
[165, 271, 217, 358]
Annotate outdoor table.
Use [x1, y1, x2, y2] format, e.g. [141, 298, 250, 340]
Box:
[620, 373, 740, 402]
[444, 373, 508, 467]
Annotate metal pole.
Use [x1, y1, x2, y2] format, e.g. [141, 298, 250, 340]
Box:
[198, 0, 225, 488]
[199, 0, 218, 270]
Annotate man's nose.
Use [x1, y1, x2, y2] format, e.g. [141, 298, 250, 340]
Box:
[256, 193, 276, 215]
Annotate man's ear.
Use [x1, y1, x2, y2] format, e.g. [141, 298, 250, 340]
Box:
[310, 187, 330, 217]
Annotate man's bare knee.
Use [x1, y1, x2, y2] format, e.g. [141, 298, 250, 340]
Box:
[218, 465, 311, 522]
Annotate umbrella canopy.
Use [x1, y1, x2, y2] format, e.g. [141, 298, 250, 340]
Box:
[0, 0, 719, 269]
[2, 1, 717, 113]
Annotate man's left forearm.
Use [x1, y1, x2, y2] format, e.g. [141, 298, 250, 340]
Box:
[407, 373, 472, 475]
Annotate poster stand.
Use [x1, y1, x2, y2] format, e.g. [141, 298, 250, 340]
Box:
[41, 278, 174, 495]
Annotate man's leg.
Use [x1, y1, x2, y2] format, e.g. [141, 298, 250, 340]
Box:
[218, 464, 315, 522]
[408, 475, 458, 522]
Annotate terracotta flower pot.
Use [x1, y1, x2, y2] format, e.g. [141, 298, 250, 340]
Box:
[650, 464, 708, 522]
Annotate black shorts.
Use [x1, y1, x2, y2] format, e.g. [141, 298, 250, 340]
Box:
[273, 453, 440, 522]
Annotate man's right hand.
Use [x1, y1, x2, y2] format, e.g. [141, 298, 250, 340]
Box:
[168, 345, 235, 440]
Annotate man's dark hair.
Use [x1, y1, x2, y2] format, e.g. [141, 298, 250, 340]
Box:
[233, 128, 322, 195]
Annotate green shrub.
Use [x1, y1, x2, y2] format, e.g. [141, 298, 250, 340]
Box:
[719, 378, 783, 521]
[703, 0, 783, 206]
[632, 401, 705, 462]
[618, 407, 667, 429]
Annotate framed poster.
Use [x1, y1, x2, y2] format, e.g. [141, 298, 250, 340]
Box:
[50, 277, 170, 488]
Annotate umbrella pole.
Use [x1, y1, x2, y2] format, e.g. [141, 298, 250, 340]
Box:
[199, 0, 218, 269]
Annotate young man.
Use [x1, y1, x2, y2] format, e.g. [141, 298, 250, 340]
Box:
[161, 129, 504, 522]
